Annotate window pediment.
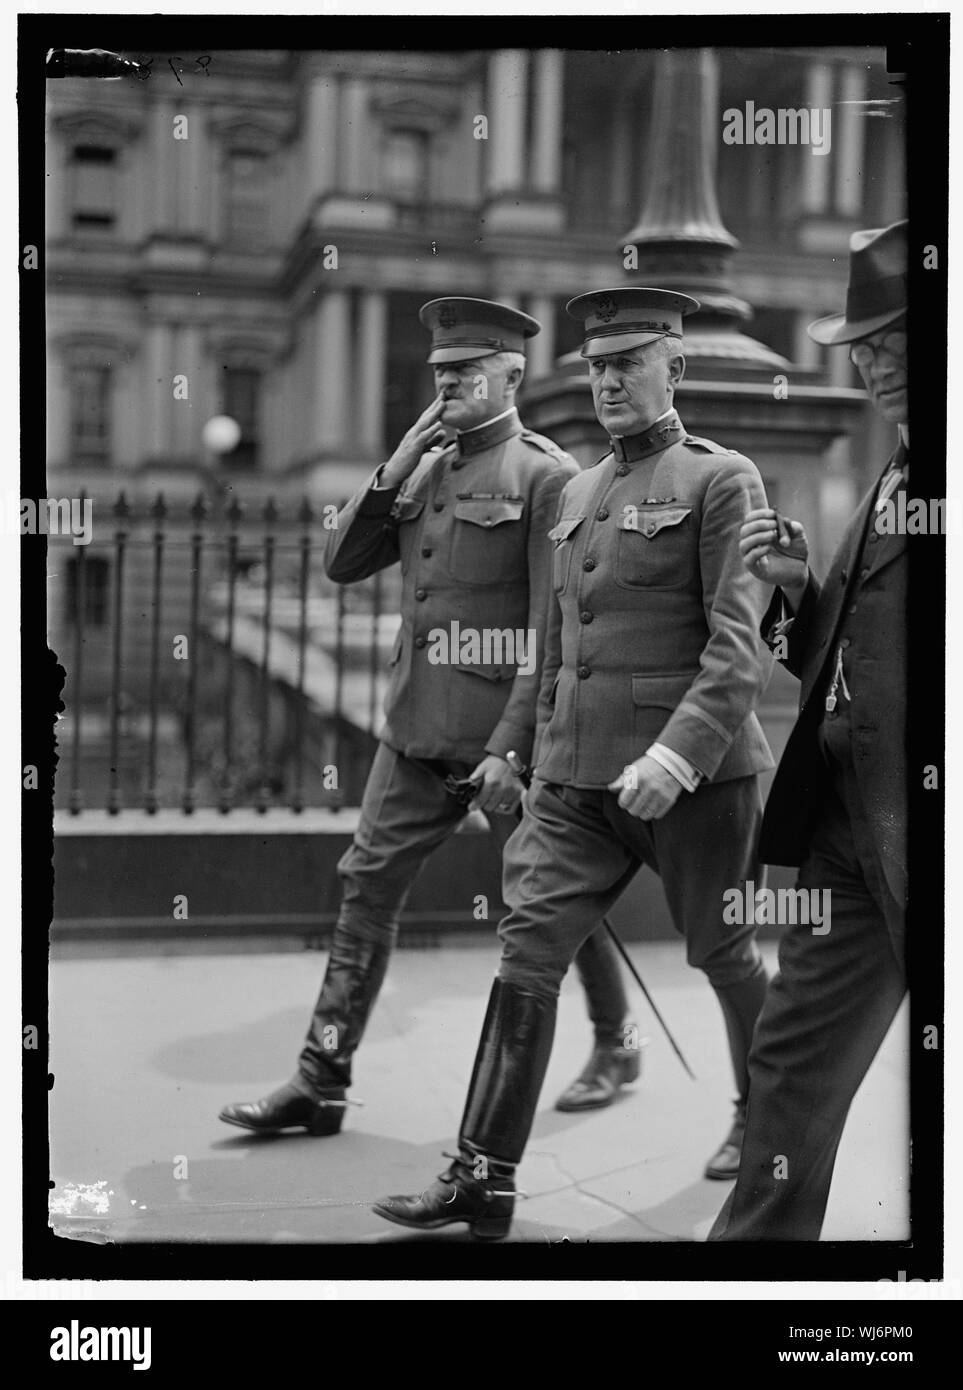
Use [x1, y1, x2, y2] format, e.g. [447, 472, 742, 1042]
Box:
[370, 91, 459, 133]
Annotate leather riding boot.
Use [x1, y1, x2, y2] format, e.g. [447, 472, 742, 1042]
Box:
[704, 964, 769, 1180]
[373, 978, 557, 1239]
[219, 928, 392, 1137]
[555, 926, 641, 1111]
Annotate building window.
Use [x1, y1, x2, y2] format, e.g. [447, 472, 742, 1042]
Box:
[71, 144, 118, 231]
[66, 555, 110, 628]
[225, 147, 271, 244]
[382, 128, 430, 203]
[222, 367, 261, 469]
[69, 363, 111, 463]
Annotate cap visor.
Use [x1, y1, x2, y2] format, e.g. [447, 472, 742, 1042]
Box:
[580, 330, 672, 359]
[807, 306, 906, 346]
[427, 345, 501, 365]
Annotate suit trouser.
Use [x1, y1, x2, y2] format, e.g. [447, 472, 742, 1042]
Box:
[708, 772, 906, 1241]
[297, 741, 628, 1090]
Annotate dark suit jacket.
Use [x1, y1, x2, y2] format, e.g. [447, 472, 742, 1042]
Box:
[759, 445, 907, 913]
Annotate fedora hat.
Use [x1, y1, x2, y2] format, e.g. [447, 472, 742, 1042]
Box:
[808, 220, 907, 346]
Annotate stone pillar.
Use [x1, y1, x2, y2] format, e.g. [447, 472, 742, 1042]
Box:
[531, 49, 563, 193]
[181, 104, 206, 237]
[172, 324, 203, 456]
[341, 79, 369, 193]
[793, 309, 821, 370]
[527, 295, 556, 378]
[800, 62, 833, 215]
[149, 100, 174, 234]
[144, 322, 171, 464]
[305, 72, 339, 196]
[610, 102, 635, 220]
[486, 50, 528, 193]
[834, 64, 867, 218]
[355, 290, 388, 454]
[313, 290, 352, 452]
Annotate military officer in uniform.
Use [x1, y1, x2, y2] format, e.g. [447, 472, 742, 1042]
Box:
[372, 287, 776, 1239]
[219, 298, 639, 1139]
[709, 221, 909, 1240]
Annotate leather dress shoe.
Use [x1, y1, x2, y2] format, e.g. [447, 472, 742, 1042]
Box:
[219, 1080, 347, 1136]
[704, 1104, 747, 1180]
[554, 1038, 644, 1112]
[373, 1152, 516, 1241]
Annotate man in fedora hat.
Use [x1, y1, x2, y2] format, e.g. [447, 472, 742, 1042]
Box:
[218, 298, 640, 1139]
[372, 287, 777, 1239]
[710, 220, 909, 1240]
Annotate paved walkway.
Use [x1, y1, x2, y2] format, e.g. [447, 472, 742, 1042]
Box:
[48, 941, 909, 1244]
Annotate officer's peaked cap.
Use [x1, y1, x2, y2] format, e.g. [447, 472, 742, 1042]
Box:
[566, 287, 700, 359]
[419, 297, 540, 365]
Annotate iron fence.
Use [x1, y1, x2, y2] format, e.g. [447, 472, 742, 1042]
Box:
[50, 490, 401, 815]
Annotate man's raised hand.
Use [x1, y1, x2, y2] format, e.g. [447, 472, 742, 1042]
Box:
[380, 396, 449, 488]
[739, 508, 810, 601]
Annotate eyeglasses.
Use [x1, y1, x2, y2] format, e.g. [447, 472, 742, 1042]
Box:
[849, 330, 907, 367]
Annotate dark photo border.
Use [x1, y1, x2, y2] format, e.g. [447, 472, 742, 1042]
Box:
[20, 9, 948, 1286]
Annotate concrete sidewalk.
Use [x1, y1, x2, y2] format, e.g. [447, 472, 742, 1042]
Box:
[47, 941, 909, 1245]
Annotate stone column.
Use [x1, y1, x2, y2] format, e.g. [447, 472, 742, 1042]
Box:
[313, 290, 352, 451]
[531, 49, 563, 193]
[341, 79, 369, 193]
[149, 99, 174, 234]
[834, 64, 867, 218]
[172, 324, 203, 456]
[486, 50, 528, 193]
[180, 104, 206, 237]
[793, 309, 821, 370]
[527, 295, 556, 378]
[144, 322, 171, 464]
[800, 62, 833, 215]
[355, 290, 388, 454]
[610, 102, 636, 221]
[305, 71, 339, 197]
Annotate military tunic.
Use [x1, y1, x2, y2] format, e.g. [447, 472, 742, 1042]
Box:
[326, 407, 578, 766]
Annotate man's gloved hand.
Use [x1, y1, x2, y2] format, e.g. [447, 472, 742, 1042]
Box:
[468, 754, 522, 816]
[609, 754, 683, 822]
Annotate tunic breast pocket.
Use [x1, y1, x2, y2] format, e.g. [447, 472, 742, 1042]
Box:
[547, 514, 585, 594]
[393, 494, 426, 573]
[449, 496, 525, 586]
[615, 505, 693, 590]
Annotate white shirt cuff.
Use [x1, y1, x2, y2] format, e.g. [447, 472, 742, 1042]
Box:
[646, 743, 702, 793]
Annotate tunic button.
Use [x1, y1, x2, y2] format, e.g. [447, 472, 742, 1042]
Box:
[840, 569, 848, 584]
[583, 557, 596, 571]
[869, 533, 879, 543]
[433, 502, 444, 512]
[840, 638, 851, 649]
[596, 508, 609, 521]
[414, 635, 426, 649]
[644, 524, 656, 537]
[615, 464, 629, 477]
[415, 588, 427, 601]
[860, 566, 870, 578]
[422, 547, 432, 558]
[849, 604, 858, 615]
[580, 611, 593, 624]
[577, 665, 591, 679]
